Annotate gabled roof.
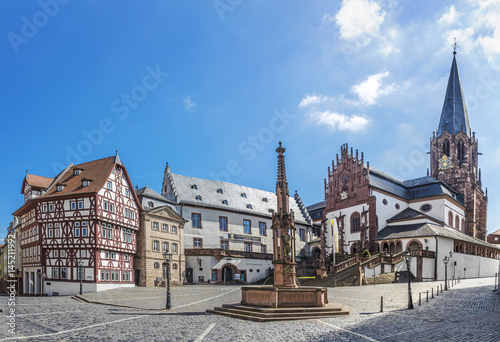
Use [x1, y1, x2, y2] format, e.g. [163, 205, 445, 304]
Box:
[376, 223, 499, 250]
[166, 173, 311, 225]
[144, 205, 187, 223]
[387, 208, 426, 221]
[21, 174, 53, 193]
[437, 53, 471, 137]
[136, 186, 177, 210]
[136, 186, 173, 203]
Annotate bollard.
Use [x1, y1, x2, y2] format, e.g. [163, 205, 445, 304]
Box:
[432, 288, 434, 298]
[494, 273, 498, 291]
[436, 287, 439, 296]
[419, 292, 421, 306]
[440, 284, 443, 293]
[426, 290, 429, 302]
[380, 296, 383, 312]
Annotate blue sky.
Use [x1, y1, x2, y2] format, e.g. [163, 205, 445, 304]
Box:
[1, 0, 500, 241]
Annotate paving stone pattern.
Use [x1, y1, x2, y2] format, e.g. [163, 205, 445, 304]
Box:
[0, 277, 498, 341]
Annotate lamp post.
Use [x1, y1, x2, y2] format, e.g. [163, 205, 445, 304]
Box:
[403, 250, 413, 309]
[443, 251, 453, 291]
[163, 251, 173, 310]
[78, 259, 84, 295]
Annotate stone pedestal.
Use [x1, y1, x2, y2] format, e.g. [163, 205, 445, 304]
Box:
[241, 286, 328, 308]
[316, 268, 327, 278]
[273, 262, 297, 288]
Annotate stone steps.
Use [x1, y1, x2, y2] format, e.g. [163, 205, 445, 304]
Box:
[207, 303, 350, 322]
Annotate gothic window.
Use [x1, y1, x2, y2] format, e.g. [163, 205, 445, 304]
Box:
[455, 215, 460, 230]
[351, 212, 361, 233]
[443, 140, 450, 156]
[448, 212, 453, 226]
[457, 141, 465, 161]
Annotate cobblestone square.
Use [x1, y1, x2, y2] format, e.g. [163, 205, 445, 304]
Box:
[0, 277, 498, 341]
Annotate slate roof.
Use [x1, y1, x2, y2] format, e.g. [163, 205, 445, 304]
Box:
[167, 173, 311, 225]
[136, 186, 174, 204]
[306, 200, 326, 221]
[387, 208, 427, 222]
[136, 186, 176, 211]
[376, 223, 499, 250]
[369, 168, 462, 204]
[437, 53, 471, 137]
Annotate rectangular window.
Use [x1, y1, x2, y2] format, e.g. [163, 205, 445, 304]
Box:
[42, 204, 47, 212]
[261, 245, 267, 253]
[110, 252, 115, 260]
[109, 203, 114, 213]
[162, 224, 168, 232]
[80, 250, 87, 258]
[60, 250, 66, 257]
[123, 229, 127, 241]
[105, 251, 110, 259]
[127, 230, 131, 243]
[299, 229, 305, 242]
[124, 254, 129, 261]
[125, 209, 129, 218]
[78, 200, 83, 209]
[49, 204, 54, 212]
[102, 226, 106, 239]
[193, 238, 202, 248]
[104, 201, 108, 211]
[52, 267, 59, 279]
[172, 225, 177, 234]
[101, 271, 105, 281]
[243, 220, 251, 234]
[74, 222, 80, 237]
[105, 270, 110, 281]
[130, 211, 134, 219]
[125, 189, 130, 198]
[163, 242, 169, 252]
[54, 250, 59, 257]
[81, 222, 87, 237]
[259, 222, 266, 236]
[107, 181, 112, 190]
[153, 240, 159, 251]
[192, 213, 201, 229]
[221, 240, 229, 250]
[152, 222, 159, 230]
[60, 267, 67, 279]
[108, 228, 113, 240]
[71, 201, 76, 210]
[245, 243, 252, 252]
[172, 243, 178, 253]
[219, 217, 228, 231]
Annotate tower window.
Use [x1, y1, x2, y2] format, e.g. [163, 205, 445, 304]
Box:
[443, 140, 450, 156]
[351, 212, 361, 233]
[457, 141, 465, 161]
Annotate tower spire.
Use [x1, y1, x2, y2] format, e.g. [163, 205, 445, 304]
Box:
[276, 142, 289, 214]
[437, 46, 471, 137]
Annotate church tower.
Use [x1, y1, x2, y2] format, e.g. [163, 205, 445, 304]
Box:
[430, 49, 487, 241]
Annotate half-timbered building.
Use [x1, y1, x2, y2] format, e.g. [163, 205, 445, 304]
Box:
[13, 154, 142, 295]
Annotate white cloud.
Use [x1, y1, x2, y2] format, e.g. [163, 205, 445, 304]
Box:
[444, 28, 475, 54]
[351, 71, 397, 105]
[438, 5, 461, 25]
[474, 1, 500, 60]
[378, 40, 399, 56]
[299, 94, 325, 108]
[310, 110, 370, 131]
[335, 0, 386, 41]
[184, 96, 195, 109]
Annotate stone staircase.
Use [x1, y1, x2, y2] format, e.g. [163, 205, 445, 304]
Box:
[207, 302, 349, 322]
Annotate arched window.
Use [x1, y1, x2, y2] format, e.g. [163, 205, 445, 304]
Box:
[455, 215, 460, 230]
[443, 140, 450, 156]
[448, 212, 453, 226]
[457, 141, 465, 161]
[351, 212, 361, 233]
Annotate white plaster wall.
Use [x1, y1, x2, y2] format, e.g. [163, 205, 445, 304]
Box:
[182, 206, 309, 253]
[373, 190, 408, 227]
[186, 255, 218, 283]
[423, 258, 435, 280]
[325, 203, 367, 254]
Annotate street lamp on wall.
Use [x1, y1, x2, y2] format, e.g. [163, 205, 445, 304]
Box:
[443, 251, 453, 291]
[197, 257, 202, 268]
[163, 251, 173, 310]
[403, 250, 413, 309]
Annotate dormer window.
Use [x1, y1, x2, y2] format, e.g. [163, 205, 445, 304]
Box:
[191, 184, 198, 190]
[82, 179, 91, 187]
[222, 200, 228, 205]
[217, 189, 223, 194]
[195, 195, 202, 201]
[74, 169, 81, 176]
[241, 193, 247, 198]
[56, 185, 64, 192]
[148, 201, 154, 208]
[247, 204, 253, 209]
[262, 197, 268, 202]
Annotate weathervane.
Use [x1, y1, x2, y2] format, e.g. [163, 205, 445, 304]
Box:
[452, 38, 459, 55]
